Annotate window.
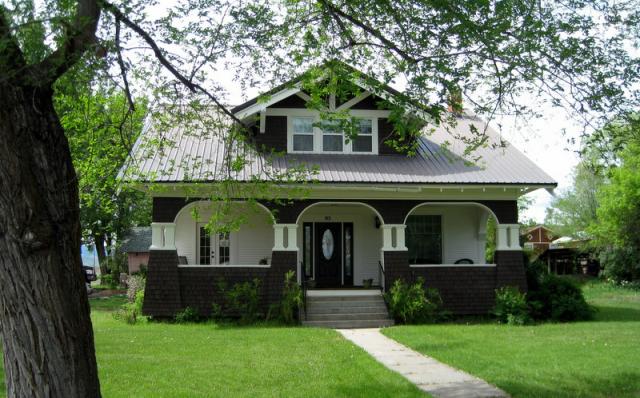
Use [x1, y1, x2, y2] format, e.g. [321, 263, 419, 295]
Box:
[292, 117, 314, 151]
[198, 224, 231, 265]
[198, 226, 211, 265]
[289, 114, 378, 154]
[406, 215, 442, 264]
[218, 232, 230, 265]
[303, 224, 313, 278]
[322, 121, 343, 152]
[353, 119, 373, 152]
[344, 225, 352, 278]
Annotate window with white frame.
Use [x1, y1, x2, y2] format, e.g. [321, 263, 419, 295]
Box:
[292, 117, 314, 151]
[322, 120, 343, 152]
[288, 114, 378, 154]
[353, 119, 373, 152]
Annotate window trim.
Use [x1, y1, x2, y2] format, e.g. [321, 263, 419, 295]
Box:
[292, 116, 315, 152]
[282, 109, 381, 154]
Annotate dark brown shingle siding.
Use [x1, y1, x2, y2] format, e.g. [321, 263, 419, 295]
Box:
[253, 116, 287, 152]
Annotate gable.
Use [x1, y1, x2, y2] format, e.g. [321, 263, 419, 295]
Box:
[241, 86, 407, 155]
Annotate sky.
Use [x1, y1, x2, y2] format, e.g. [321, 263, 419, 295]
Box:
[495, 109, 582, 222]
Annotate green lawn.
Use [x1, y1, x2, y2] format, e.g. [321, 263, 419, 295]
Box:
[383, 280, 640, 398]
[1, 296, 424, 397]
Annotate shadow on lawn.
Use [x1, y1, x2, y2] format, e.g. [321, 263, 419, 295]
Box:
[593, 306, 640, 322]
[500, 371, 640, 398]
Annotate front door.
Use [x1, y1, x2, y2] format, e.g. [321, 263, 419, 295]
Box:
[314, 223, 342, 287]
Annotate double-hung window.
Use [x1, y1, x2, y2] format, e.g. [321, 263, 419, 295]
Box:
[292, 117, 314, 151]
[406, 215, 442, 264]
[353, 119, 373, 153]
[322, 121, 343, 152]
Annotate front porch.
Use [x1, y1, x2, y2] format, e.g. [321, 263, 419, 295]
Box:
[142, 197, 526, 317]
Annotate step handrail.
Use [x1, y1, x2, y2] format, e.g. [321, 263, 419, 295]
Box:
[378, 261, 385, 293]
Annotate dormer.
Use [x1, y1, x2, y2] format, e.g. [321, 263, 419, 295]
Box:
[231, 63, 415, 156]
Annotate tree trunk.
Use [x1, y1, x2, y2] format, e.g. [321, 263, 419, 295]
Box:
[0, 80, 101, 396]
[93, 234, 109, 275]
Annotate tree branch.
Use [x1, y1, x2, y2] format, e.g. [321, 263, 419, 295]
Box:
[101, 0, 244, 126]
[0, 6, 27, 79]
[317, 0, 417, 63]
[114, 17, 135, 112]
[29, 0, 100, 85]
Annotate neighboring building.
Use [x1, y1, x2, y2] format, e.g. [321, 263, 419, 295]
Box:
[521, 225, 555, 254]
[540, 236, 599, 276]
[119, 227, 152, 274]
[122, 63, 556, 322]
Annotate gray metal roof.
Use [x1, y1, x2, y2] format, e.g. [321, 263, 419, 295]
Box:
[122, 115, 556, 186]
[119, 227, 152, 253]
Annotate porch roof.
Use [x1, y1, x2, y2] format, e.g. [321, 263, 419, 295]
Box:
[121, 114, 556, 187]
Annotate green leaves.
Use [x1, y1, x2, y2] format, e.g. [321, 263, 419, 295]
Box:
[54, 75, 150, 246]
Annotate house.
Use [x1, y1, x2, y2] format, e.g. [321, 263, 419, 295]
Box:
[122, 63, 557, 323]
[119, 226, 151, 274]
[521, 225, 555, 255]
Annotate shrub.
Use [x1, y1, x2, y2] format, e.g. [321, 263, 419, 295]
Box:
[600, 247, 640, 284]
[127, 274, 146, 303]
[524, 254, 548, 292]
[100, 274, 118, 289]
[113, 306, 138, 324]
[493, 286, 530, 325]
[528, 275, 594, 322]
[113, 289, 146, 324]
[226, 278, 262, 324]
[385, 278, 444, 324]
[132, 264, 148, 279]
[174, 306, 200, 323]
[279, 270, 302, 325]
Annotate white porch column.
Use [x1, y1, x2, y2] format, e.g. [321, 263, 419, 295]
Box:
[273, 224, 286, 251]
[163, 223, 176, 250]
[395, 225, 407, 251]
[382, 224, 408, 251]
[507, 224, 522, 250]
[150, 222, 164, 249]
[284, 224, 298, 251]
[496, 224, 510, 251]
[381, 225, 394, 251]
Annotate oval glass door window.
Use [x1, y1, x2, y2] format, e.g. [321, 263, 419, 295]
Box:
[321, 229, 334, 260]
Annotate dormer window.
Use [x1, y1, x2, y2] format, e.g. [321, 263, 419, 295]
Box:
[292, 117, 314, 151]
[286, 112, 379, 155]
[322, 121, 343, 152]
[353, 119, 373, 152]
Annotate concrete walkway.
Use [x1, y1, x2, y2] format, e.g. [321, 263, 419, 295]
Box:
[337, 328, 508, 398]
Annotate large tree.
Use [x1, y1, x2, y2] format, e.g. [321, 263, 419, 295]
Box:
[1, 0, 639, 396]
[544, 160, 603, 237]
[56, 82, 150, 274]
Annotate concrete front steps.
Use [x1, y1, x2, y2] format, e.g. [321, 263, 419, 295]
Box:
[302, 290, 394, 329]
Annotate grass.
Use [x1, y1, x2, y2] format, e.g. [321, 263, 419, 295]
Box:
[1, 295, 424, 397]
[383, 279, 640, 398]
